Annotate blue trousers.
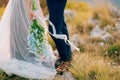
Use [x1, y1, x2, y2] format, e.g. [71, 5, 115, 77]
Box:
[46, 0, 72, 61]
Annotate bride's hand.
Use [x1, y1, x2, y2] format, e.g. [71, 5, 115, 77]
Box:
[28, 10, 36, 21]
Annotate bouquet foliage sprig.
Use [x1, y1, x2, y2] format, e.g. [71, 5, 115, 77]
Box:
[28, 0, 45, 55]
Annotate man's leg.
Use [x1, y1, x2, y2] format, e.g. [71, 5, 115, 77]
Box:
[61, 20, 72, 61]
[46, 0, 72, 62]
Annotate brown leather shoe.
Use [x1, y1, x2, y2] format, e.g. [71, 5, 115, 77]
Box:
[55, 59, 62, 69]
[56, 61, 71, 75]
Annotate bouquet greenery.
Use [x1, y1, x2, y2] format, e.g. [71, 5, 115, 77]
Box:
[28, 0, 45, 56]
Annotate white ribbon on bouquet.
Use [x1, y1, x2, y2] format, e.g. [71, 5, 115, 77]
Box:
[34, 10, 80, 51]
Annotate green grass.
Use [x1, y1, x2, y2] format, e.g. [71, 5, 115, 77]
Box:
[0, 70, 28, 80]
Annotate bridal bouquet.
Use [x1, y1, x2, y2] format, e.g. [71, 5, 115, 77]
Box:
[28, 0, 45, 56]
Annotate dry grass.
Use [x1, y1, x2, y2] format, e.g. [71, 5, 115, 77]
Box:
[69, 52, 120, 80]
[66, 1, 93, 26]
[92, 2, 115, 27]
[66, 1, 117, 36]
[66, 2, 120, 79]
[0, 7, 5, 19]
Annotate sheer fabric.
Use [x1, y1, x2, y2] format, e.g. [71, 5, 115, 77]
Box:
[0, 0, 56, 79]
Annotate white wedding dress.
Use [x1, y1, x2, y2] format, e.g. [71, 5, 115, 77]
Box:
[0, 0, 56, 79]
